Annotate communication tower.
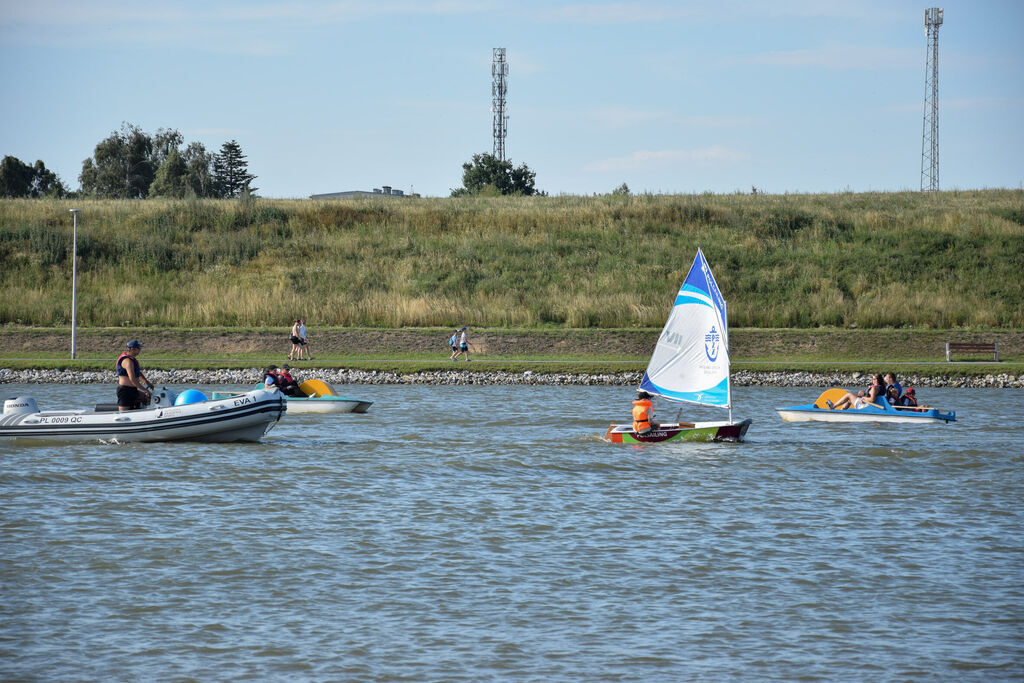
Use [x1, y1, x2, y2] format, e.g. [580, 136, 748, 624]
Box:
[920, 7, 943, 192]
[491, 48, 508, 161]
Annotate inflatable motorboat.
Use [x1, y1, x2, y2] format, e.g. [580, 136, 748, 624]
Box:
[0, 387, 286, 443]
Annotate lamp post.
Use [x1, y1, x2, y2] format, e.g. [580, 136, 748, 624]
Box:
[69, 209, 80, 359]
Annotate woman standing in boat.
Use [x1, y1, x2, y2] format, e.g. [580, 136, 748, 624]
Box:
[116, 339, 153, 411]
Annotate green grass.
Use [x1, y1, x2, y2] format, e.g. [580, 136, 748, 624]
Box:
[1, 190, 1022, 329]
[1, 325, 1019, 378]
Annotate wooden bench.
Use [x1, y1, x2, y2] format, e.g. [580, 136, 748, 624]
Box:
[945, 342, 999, 361]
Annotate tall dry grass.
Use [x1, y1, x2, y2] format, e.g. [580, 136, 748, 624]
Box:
[1, 190, 1022, 329]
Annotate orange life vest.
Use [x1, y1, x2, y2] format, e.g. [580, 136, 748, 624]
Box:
[632, 398, 653, 432]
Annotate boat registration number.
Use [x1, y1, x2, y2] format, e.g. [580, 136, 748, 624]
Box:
[39, 416, 84, 424]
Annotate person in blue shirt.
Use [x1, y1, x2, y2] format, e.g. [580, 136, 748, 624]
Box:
[263, 365, 280, 388]
[884, 372, 903, 405]
[449, 329, 460, 360]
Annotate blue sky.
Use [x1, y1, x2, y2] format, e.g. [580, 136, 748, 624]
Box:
[2, 0, 1021, 198]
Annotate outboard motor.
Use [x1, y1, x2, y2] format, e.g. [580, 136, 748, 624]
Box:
[3, 397, 39, 416]
[151, 386, 178, 407]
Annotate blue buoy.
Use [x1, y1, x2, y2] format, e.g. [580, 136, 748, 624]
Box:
[174, 389, 208, 406]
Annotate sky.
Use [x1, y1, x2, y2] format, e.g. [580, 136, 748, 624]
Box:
[1, 0, 1022, 198]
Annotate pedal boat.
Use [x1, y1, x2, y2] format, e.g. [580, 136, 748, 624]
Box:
[776, 388, 956, 424]
[212, 379, 372, 415]
[0, 387, 286, 443]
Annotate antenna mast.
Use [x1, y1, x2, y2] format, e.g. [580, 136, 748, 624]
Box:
[491, 47, 508, 161]
[921, 7, 943, 192]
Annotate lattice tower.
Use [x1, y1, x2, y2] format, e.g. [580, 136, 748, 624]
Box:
[921, 7, 943, 192]
[492, 48, 509, 161]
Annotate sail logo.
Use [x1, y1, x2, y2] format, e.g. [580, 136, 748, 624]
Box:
[659, 329, 685, 346]
[704, 326, 720, 362]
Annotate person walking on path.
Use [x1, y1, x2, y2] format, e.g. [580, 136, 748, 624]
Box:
[449, 329, 460, 360]
[456, 326, 472, 361]
[115, 339, 153, 411]
[288, 320, 302, 361]
[298, 318, 312, 360]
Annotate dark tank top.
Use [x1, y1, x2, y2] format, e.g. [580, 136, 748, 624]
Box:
[115, 352, 140, 378]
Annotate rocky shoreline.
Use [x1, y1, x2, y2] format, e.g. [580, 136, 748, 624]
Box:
[1, 367, 1021, 388]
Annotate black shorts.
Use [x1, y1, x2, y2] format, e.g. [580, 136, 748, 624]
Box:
[117, 385, 142, 408]
[290, 335, 302, 344]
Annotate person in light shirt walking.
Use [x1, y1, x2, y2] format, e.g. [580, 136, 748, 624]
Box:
[298, 317, 312, 360]
[456, 326, 472, 361]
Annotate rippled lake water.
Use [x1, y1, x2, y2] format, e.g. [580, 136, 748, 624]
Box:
[2, 383, 1022, 680]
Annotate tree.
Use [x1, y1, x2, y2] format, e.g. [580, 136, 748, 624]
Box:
[148, 140, 218, 199]
[79, 123, 157, 198]
[213, 140, 257, 198]
[0, 156, 33, 197]
[611, 182, 630, 196]
[149, 148, 190, 198]
[450, 152, 539, 197]
[0, 155, 68, 198]
[181, 142, 216, 198]
[151, 128, 184, 170]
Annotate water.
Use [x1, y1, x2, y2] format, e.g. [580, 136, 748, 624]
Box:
[2, 384, 1021, 680]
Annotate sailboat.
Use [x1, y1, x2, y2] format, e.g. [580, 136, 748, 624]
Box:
[604, 248, 752, 443]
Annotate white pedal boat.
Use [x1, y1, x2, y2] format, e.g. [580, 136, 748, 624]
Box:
[776, 388, 956, 425]
[213, 379, 372, 415]
[0, 387, 286, 443]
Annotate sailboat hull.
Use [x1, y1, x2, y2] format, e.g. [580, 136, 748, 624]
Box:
[604, 419, 752, 444]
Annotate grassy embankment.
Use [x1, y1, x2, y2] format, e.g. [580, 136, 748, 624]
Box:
[1, 191, 1021, 374]
[2, 190, 1023, 329]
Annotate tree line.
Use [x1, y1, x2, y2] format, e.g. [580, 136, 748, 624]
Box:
[3, 121, 549, 199]
[1, 123, 256, 200]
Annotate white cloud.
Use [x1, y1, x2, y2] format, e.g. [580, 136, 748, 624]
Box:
[584, 145, 748, 171]
[531, 1, 910, 25]
[586, 106, 759, 129]
[187, 128, 253, 137]
[735, 44, 920, 70]
[534, 2, 703, 24]
[881, 96, 1024, 114]
[0, 0, 498, 53]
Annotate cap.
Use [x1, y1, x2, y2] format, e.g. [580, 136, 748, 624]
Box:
[461, 326, 467, 330]
[906, 387, 915, 394]
[126, 339, 142, 349]
[281, 364, 290, 369]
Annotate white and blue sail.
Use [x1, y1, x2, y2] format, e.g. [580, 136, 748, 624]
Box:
[639, 248, 731, 413]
